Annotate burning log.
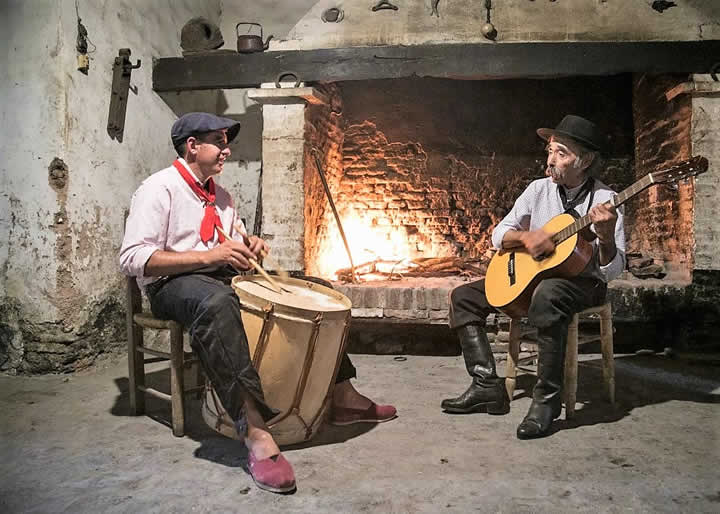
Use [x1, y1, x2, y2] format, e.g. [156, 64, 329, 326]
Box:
[335, 256, 488, 282]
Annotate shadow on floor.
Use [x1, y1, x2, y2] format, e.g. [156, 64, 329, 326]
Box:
[109, 370, 377, 470]
[110, 352, 719, 452]
[506, 353, 720, 437]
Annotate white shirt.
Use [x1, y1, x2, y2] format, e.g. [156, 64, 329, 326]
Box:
[491, 177, 626, 283]
[119, 159, 247, 289]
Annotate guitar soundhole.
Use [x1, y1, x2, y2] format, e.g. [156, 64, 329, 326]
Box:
[508, 252, 516, 286]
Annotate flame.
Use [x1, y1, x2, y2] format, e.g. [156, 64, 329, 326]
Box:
[315, 209, 416, 280]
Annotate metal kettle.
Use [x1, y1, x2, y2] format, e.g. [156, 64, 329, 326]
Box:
[236, 22, 273, 53]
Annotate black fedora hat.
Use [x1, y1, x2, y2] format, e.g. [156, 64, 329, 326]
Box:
[537, 114, 602, 151]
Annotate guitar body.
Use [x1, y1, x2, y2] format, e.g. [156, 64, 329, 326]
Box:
[486, 213, 594, 318]
[483, 155, 708, 317]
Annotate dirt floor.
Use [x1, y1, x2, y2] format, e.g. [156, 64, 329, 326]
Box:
[1, 352, 718, 513]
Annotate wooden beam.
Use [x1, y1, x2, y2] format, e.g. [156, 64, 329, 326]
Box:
[153, 41, 720, 92]
[666, 80, 720, 101]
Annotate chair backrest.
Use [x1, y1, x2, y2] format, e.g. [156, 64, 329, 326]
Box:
[123, 207, 144, 320]
[126, 275, 143, 317]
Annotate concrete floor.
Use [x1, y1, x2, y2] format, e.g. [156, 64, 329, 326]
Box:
[1, 353, 719, 513]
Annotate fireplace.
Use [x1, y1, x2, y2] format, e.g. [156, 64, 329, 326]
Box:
[248, 72, 699, 326]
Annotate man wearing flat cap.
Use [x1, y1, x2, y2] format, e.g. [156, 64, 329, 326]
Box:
[441, 115, 626, 439]
[120, 112, 395, 493]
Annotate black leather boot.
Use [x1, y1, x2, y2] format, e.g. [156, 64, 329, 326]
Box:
[516, 345, 564, 439]
[441, 324, 509, 415]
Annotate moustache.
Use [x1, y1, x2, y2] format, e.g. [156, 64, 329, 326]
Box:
[546, 166, 561, 179]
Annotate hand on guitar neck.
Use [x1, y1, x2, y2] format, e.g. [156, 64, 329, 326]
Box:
[588, 202, 618, 265]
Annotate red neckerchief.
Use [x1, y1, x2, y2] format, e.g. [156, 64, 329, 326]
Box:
[172, 159, 226, 244]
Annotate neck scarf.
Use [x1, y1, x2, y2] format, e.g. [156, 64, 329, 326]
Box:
[172, 159, 226, 244]
[559, 177, 595, 216]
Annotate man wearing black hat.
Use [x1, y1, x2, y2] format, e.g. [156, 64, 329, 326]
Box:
[441, 115, 626, 439]
[120, 112, 396, 493]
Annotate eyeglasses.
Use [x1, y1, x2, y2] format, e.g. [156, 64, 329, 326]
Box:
[192, 133, 231, 151]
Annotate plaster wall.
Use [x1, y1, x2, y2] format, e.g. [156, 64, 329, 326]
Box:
[216, 1, 318, 236]
[691, 74, 720, 271]
[276, 0, 720, 51]
[0, 0, 222, 373]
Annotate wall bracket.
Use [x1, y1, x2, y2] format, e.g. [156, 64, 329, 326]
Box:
[107, 48, 141, 142]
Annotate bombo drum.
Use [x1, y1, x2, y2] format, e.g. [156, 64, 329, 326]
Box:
[201, 275, 351, 446]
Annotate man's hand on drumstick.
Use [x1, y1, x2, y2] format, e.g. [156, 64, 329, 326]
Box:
[246, 235, 269, 262]
[208, 238, 257, 271]
[231, 223, 269, 262]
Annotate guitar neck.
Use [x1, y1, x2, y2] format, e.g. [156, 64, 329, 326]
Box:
[551, 174, 654, 245]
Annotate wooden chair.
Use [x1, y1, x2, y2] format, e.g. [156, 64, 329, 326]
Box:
[125, 276, 202, 436]
[505, 302, 615, 419]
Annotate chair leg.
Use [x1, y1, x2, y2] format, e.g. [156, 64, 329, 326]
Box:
[564, 314, 579, 419]
[600, 304, 615, 405]
[127, 322, 146, 416]
[169, 322, 185, 437]
[505, 319, 522, 401]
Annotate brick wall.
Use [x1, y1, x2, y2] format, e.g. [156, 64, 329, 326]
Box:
[340, 122, 539, 260]
[304, 83, 346, 276]
[629, 73, 694, 276]
[309, 77, 634, 279]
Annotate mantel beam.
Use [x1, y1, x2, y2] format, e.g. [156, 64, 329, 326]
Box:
[153, 41, 720, 92]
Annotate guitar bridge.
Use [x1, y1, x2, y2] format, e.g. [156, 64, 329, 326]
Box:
[508, 252, 516, 286]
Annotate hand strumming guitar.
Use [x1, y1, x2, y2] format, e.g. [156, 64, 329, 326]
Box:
[502, 229, 556, 260]
[521, 230, 556, 260]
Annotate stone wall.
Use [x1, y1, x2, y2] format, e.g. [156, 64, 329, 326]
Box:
[629, 74, 694, 276]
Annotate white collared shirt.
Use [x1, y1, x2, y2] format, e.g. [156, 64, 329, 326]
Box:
[119, 158, 247, 288]
[491, 177, 626, 283]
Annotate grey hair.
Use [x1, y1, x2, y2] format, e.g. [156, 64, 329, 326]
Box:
[581, 150, 604, 177]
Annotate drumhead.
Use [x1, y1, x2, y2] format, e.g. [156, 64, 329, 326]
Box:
[232, 275, 350, 312]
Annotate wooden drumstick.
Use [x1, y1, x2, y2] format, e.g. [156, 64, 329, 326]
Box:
[216, 227, 284, 294]
[233, 223, 290, 280]
[258, 249, 290, 280]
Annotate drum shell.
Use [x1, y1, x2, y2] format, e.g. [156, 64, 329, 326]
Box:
[202, 275, 351, 446]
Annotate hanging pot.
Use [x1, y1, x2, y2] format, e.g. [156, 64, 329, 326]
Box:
[236, 22, 273, 53]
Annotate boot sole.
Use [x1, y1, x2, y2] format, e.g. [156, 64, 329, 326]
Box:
[516, 421, 552, 440]
[442, 401, 509, 415]
[517, 431, 549, 440]
[516, 409, 562, 439]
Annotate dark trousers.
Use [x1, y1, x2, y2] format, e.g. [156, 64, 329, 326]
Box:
[450, 276, 607, 360]
[147, 268, 357, 425]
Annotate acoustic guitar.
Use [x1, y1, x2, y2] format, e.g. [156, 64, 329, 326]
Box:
[485, 156, 709, 318]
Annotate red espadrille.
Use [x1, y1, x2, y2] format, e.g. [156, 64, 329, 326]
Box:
[247, 452, 296, 493]
[330, 402, 398, 426]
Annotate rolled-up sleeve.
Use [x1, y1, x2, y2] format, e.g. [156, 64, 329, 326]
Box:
[596, 205, 626, 282]
[491, 185, 534, 249]
[119, 182, 170, 278]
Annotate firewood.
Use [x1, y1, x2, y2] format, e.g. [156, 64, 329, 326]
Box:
[335, 255, 489, 282]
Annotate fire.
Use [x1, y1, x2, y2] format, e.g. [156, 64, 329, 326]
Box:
[315, 209, 417, 280]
